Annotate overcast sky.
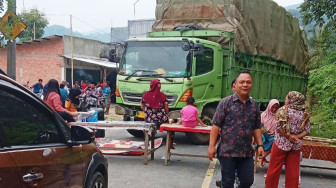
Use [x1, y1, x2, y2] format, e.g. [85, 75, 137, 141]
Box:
[3, 0, 304, 33]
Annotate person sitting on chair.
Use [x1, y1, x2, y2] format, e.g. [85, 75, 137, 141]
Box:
[259, 99, 280, 167]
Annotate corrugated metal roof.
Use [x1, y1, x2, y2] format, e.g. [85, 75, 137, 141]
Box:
[62, 55, 118, 68]
[16, 35, 62, 45]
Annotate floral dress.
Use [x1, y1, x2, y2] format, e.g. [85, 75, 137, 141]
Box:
[274, 108, 310, 151]
[141, 99, 168, 126]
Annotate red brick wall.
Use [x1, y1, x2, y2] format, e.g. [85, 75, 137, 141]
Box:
[0, 37, 65, 86]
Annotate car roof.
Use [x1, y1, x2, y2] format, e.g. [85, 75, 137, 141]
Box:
[0, 69, 7, 76]
[0, 72, 58, 118]
[0, 72, 43, 103]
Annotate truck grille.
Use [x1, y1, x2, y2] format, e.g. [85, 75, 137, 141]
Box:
[122, 92, 177, 106]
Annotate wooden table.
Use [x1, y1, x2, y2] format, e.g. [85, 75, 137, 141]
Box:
[254, 136, 336, 172]
[159, 124, 212, 166]
[69, 121, 157, 165]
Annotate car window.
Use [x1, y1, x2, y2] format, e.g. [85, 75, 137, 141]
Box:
[0, 87, 62, 147]
[195, 47, 214, 76]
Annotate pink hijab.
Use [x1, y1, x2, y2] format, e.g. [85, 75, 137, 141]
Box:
[261, 99, 280, 132]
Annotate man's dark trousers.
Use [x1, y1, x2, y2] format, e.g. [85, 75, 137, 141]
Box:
[218, 156, 254, 188]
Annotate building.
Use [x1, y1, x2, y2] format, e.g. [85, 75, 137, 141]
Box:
[128, 19, 155, 39]
[0, 35, 119, 87]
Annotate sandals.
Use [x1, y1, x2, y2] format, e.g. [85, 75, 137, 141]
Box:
[259, 158, 267, 168]
[170, 142, 177, 149]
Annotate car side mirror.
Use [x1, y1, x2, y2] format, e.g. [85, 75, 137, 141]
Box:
[70, 125, 95, 145]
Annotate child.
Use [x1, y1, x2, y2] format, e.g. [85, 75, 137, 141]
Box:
[177, 97, 206, 127]
[103, 81, 111, 114]
[65, 88, 82, 112]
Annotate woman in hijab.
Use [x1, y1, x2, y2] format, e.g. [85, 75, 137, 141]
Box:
[265, 91, 310, 188]
[140, 79, 169, 126]
[259, 99, 280, 167]
[65, 88, 82, 112]
[44, 79, 79, 122]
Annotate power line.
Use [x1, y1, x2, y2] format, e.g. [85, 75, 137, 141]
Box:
[46, 13, 70, 16]
[72, 15, 124, 42]
[44, 14, 124, 42]
[44, 13, 125, 43]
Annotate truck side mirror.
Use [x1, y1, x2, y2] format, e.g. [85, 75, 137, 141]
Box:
[108, 49, 119, 63]
[193, 43, 204, 57]
[182, 43, 191, 51]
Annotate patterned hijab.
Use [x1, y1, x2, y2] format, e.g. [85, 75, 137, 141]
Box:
[261, 99, 279, 132]
[276, 91, 309, 128]
[287, 91, 306, 111]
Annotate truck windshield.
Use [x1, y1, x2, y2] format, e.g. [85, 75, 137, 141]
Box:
[120, 41, 191, 78]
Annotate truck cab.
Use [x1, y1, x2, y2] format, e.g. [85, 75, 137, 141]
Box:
[114, 30, 234, 144]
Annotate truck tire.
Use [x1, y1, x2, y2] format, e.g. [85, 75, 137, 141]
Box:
[126, 129, 145, 138]
[85, 171, 107, 188]
[185, 106, 215, 145]
[124, 115, 145, 138]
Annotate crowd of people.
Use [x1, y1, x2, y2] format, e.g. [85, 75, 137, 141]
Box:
[24, 78, 116, 122]
[206, 71, 310, 188]
[139, 71, 310, 188]
[25, 71, 309, 187]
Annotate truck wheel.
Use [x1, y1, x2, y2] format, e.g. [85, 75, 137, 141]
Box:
[126, 129, 145, 138]
[85, 171, 107, 188]
[185, 107, 215, 145]
[124, 115, 145, 138]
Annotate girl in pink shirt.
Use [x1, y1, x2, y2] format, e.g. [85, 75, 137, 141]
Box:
[178, 97, 206, 128]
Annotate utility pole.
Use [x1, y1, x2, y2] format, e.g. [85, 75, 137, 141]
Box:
[110, 20, 113, 43]
[70, 14, 74, 87]
[7, 0, 16, 80]
[33, 22, 36, 40]
[133, 0, 140, 18]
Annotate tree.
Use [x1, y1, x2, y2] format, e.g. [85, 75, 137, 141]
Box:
[300, 0, 336, 58]
[18, 8, 48, 42]
[300, 0, 336, 29]
[0, 0, 7, 47]
[299, 1, 336, 138]
[0, 0, 4, 13]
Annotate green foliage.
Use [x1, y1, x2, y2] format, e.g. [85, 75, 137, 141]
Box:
[0, 0, 5, 46]
[308, 28, 336, 69]
[0, 0, 4, 13]
[300, 0, 336, 138]
[310, 122, 336, 139]
[307, 52, 336, 137]
[300, 0, 336, 29]
[18, 8, 48, 42]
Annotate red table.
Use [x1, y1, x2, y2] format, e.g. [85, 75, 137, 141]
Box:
[159, 124, 212, 166]
[254, 137, 336, 172]
[302, 140, 336, 163]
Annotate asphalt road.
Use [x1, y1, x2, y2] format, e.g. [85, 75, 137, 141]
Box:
[102, 128, 336, 188]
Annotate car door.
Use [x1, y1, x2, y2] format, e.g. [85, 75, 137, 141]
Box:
[0, 149, 22, 187]
[0, 81, 84, 187]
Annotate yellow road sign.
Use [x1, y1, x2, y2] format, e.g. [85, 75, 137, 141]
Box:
[0, 10, 27, 40]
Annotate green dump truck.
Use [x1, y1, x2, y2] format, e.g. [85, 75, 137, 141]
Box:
[114, 29, 308, 144]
